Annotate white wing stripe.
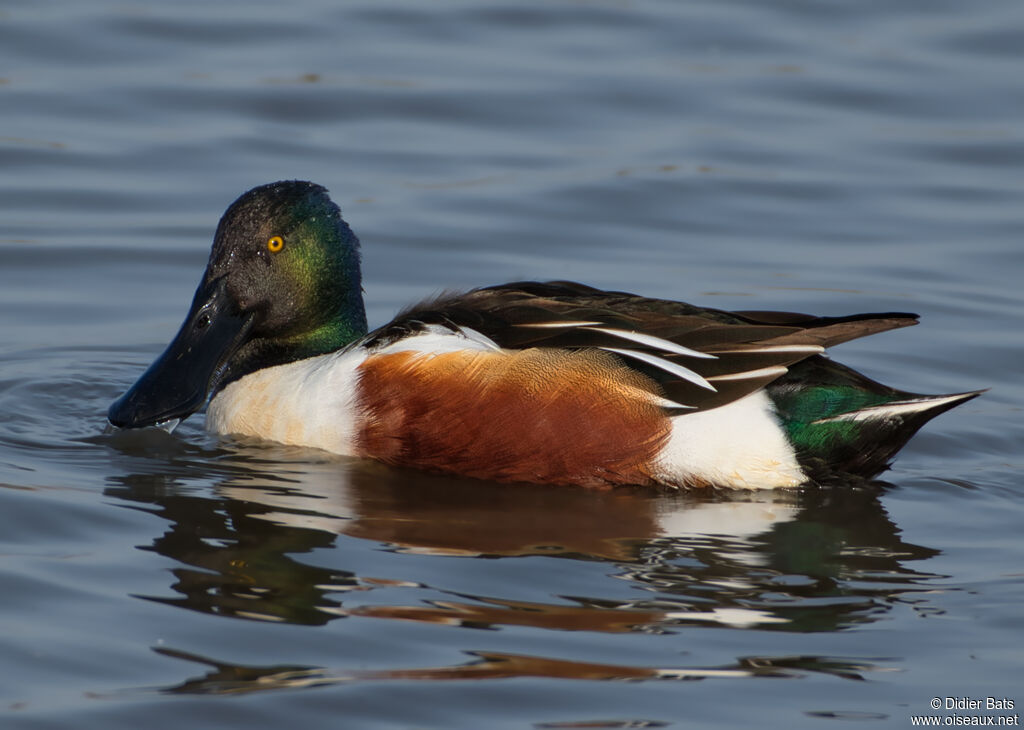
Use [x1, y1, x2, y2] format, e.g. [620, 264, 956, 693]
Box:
[622, 387, 695, 411]
[601, 347, 717, 392]
[707, 366, 788, 382]
[707, 345, 824, 355]
[811, 394, 970, 424]
[513, 322, 716, 360]
[587, 327, 717, 359]
[514, 321, 603, 328]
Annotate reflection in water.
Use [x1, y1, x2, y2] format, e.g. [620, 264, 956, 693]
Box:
[103, 432, 940, 692]
[154, 646, 889, 695]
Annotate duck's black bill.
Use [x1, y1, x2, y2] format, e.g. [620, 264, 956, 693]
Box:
[108, 277, 253, 430]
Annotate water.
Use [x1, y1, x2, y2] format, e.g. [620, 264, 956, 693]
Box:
[1, 1, 1022, 728]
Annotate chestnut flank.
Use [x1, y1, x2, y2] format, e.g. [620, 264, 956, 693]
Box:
[355, 348, 670, 487]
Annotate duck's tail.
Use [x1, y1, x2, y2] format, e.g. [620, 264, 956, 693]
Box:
[767, 356, 983, 483]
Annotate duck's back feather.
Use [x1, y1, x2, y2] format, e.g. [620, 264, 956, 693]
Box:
[374, 281, 919, 414]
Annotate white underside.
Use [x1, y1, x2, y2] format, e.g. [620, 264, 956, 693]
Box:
[651, 390, 805, 489]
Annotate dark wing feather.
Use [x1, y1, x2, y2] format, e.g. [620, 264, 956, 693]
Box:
[374, 281, 918, 413]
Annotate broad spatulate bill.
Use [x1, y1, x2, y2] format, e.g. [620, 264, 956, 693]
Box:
[108, 181, 982, 488]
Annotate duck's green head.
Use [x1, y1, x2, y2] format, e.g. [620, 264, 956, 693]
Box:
[108, 180, 368, 430]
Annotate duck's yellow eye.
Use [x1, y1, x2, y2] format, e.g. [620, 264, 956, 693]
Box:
[267, 235, 284, 253]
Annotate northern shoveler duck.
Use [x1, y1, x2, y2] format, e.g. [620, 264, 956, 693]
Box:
[108, 181, 981, 489]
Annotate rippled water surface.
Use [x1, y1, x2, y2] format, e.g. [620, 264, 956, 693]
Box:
[2, 1, 1022, 728]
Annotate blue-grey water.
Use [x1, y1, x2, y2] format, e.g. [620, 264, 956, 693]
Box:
[1, 1, 1022, 728]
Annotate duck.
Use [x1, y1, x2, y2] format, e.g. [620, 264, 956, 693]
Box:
[108, 180, 981, 489]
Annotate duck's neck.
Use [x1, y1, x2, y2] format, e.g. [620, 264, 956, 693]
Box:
[290, 289, 368, 358]
[281, 302, 369, 361]
[217, 297, 368, 394]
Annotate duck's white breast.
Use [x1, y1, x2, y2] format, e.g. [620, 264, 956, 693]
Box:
[206, 348, 368, 454]
[205, 325, 501, 454]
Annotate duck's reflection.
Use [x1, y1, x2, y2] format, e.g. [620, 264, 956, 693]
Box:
[154, 645, 885, 695]
[104, 433, 941, 691]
